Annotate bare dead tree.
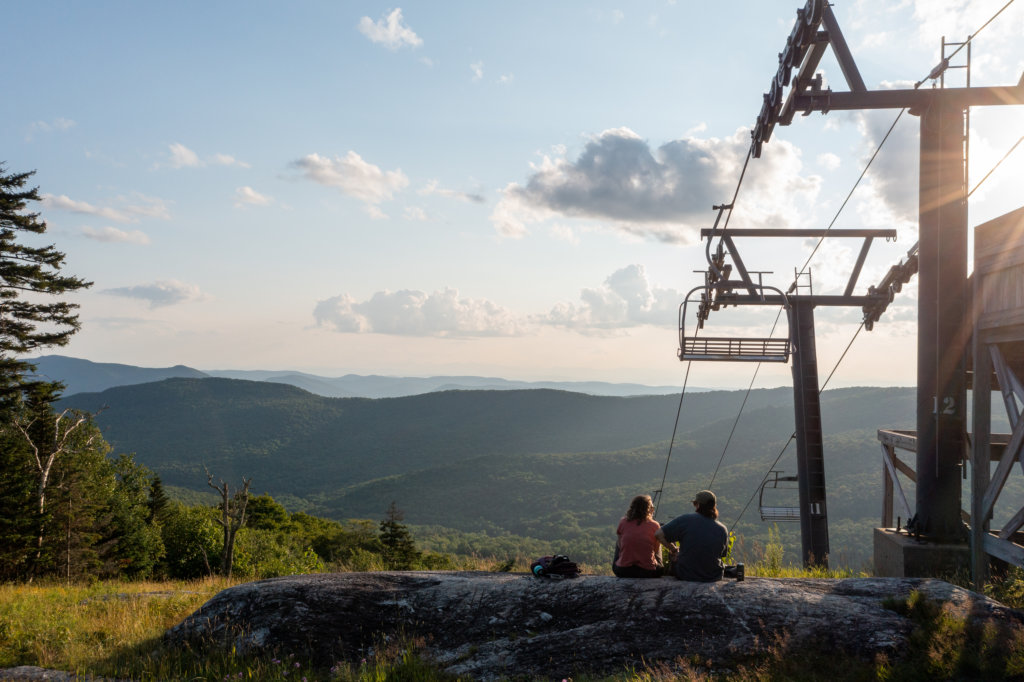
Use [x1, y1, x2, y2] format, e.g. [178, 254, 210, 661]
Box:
[206, 467, 252, 578]
[9, 408, 98, 570]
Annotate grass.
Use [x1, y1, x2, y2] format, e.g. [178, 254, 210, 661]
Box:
[0, 578, 234, 674]
[2, 567, 1023, 681]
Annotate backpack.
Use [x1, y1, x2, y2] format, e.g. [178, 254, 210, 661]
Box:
[530, 554, 581, 578]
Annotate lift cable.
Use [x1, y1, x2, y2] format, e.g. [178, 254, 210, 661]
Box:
[918, 0, 1017, 90]
[704, 111, 907, 493]
[729, 322, 865, 533]
[709, 363, 765, 489]
[664, 0, 1016, 519]
[653, 359, 694, 519]
[968, 133, 1024, 198]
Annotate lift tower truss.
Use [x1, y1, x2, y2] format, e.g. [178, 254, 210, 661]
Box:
[727, 0, 1024, 552]
[681, 228, 894, 567]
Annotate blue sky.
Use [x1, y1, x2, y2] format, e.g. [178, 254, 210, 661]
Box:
[3, 0, 1023, 387]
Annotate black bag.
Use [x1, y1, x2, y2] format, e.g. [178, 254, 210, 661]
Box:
[530, 554, 581, 578]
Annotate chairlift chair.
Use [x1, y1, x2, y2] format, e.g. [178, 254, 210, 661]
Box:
[759, 470, 800, 522]
[678, 284, 793, 363]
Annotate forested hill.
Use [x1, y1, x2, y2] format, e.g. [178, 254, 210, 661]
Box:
[61, 378, 791, 494]
[60, 379, 921, 566]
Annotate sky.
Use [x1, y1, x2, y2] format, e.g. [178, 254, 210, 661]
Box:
[3, 0, 1023, 388]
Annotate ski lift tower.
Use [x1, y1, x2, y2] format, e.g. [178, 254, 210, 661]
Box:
[741, 0, 1024, 576]
[681, 225, 895, 568]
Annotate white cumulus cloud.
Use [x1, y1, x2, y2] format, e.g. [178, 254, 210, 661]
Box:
[168, 143, 202, 168]
[234, 186, 273, 207]
[314, 288, 522, 337]
[491, 127, 821, 243]
[81, 226, 150, 244]
[167, 143, 250, 169]
[291, 151, 409, 205]
[42, 193, 170, 223]
[358, 8, 422, 50]
[26, 117, 76, 141]
[102, 280, 206, 309]
[540, 264, 683, 332]
[419, 180, 485, 204]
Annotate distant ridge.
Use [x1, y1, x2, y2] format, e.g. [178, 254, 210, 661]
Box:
[28, 355, 208, 395]
[29, 355, 690, 398]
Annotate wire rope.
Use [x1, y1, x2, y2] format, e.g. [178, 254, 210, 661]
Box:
[729, 323, 865, 532]
[968, 133, 1024, 198]
[659, 0, 1018, 523]
[653, 360, 693, 519]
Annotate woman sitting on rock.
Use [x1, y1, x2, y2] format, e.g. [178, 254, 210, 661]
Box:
[613, 494, 677, 578]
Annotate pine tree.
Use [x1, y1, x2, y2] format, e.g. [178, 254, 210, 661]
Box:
[379, 501, 420, 570]
[0, 164, 91, 405]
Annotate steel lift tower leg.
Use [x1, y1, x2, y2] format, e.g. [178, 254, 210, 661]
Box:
[915, 99, 970, 542]
[790, 300, 830, 567]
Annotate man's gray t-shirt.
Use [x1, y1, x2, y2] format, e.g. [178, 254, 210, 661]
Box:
[659, 512, 729, 582]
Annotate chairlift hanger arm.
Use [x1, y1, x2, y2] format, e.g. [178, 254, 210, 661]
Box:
[721, 236, 759, 296]
[844, 237, 873, 297]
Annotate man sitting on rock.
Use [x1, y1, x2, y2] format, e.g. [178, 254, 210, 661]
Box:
[655, 489, 732, 582]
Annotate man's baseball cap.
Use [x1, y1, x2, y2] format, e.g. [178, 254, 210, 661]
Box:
[693, 490, 716, 505]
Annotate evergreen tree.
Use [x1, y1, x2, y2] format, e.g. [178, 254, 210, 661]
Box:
[147, 475, 170, 524]
[0, 424, 38, 580]
[379, 501, 420, 570]
[0, 164, 91, 405]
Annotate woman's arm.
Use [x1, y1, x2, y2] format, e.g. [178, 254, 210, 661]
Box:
[654, 528, 678, 556]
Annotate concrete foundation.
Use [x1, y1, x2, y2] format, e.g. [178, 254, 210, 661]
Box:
[873, 528, 970, 578]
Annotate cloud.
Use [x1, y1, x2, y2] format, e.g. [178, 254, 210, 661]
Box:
[43, 194, 133, 222]
[314, 265, 687, 338]
[26, 118, 76, 141]
[167, 143, 250, 169]
[854, 109, 919, 223]
[102, 280, 206, 309]
[291, 151, 409, 205]
[404, 206, 428, 221]
[358, 8, 422, 50]
[539, 264, 683, 332]
[497, 73, 514, 84]
[491, 127, 821, 242]
[418, 179, 485, 204]
[817, 152, 842, 171]
[234, 186, 272, 207]
[81, 226, 150, 244]
[470, 61, 484, 82]
[168, 143, 201, 168]
[120, 194, 172, 220]
[42, 193, 170, 223]
[211, 153, 250, 168]
[314, 288, 522, 337]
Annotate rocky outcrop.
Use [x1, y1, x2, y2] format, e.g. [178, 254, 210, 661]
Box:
[165, 571, 1024, 679]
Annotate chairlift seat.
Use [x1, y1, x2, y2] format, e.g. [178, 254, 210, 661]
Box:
[679, 337, 791, 363]
[758, 471, 800, 522]
[759, 505, 801, 522]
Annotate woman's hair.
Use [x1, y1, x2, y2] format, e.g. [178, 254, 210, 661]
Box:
[695, 500, 719, 519]
[625, 495, 654, 524]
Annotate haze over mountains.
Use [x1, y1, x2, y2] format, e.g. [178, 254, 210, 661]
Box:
[51, 365, 936, 567]
[30, 355, 686, 399]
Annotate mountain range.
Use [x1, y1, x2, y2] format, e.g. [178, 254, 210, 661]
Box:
[55, 371, 939, 567]
[29, 355, 686, 399]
